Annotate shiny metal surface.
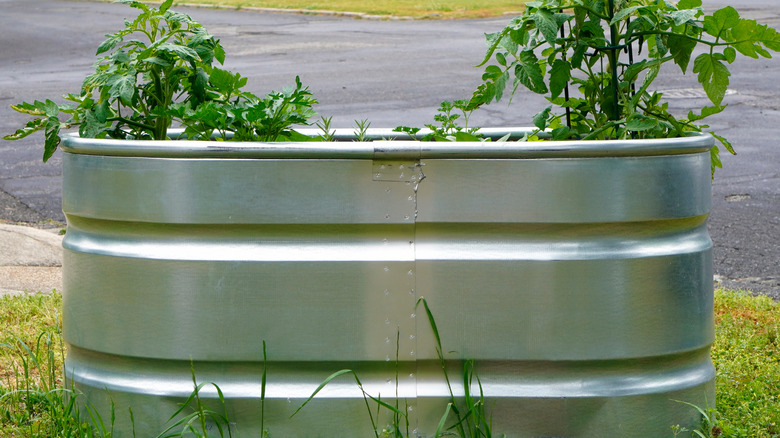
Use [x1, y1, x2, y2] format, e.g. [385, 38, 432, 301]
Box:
[62, 131, 714, 437]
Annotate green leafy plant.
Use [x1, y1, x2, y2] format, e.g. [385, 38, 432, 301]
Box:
[671, 400, 721, 438]
[416, 298, 504, 438]
[2, 0, 318, 161]
[469, 0, 780, 174]
[395, 100, 484, 142]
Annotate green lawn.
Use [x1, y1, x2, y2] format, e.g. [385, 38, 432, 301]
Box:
[170, 0, 524, 18]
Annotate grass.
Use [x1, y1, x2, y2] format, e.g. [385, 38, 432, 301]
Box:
[159, 0, 524, 19]
[1, 288, 778, 437]
[712, 290, 780, 437]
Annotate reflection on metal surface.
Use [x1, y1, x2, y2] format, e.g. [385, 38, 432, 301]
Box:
[63, 130, 715, 437]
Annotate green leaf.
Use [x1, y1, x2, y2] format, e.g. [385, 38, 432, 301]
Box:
[709, 144, 722, 177]
[482, 64, 503, 80]
[693, 53, 731, 106]
[731, 20, 780, 58]
[670, 9, 699, 26]
[611, 6, 642, 25]
[44, 99, 60, 117]
[687, 104, 726, 122]
[570, 42, 587, 69]
[80, 110, 103, 138]
[454, 131, 481, 142]
[532, 9, 560, 44]
[533, 106, 552, 130]
[548, 59, 570, 100]
[214, 43, 226, 65]
[97, 35, 122, 55]
[143, 56, 172, 67]
[95, 99, 112, 123]
[43, 119, 61, 163]
[668, 33, 697, 72]
[110, 49, 132, 64]
[703, 7, 740, 38]
[9, 101, 46, 116]
[677, 0, 702, 9]
[157, 43, 200, 63]
[159, 0, 174, 13]
[209, 67, 239, 95]
[478, 30, 507, 67]
[496, 52, 507, 66]
[514, 50, 548, 94]
[2, 118, 46, 141]
[712, 132, 735, 155]
[723, 46, 737, 63]
[108, 73, 137, 106]
[623, 60, 648, 84]
[625, 112, 657, 131]
[191, 67, 209, 104]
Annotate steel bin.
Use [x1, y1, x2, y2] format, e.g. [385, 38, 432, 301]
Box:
[61, 131, 715, 437]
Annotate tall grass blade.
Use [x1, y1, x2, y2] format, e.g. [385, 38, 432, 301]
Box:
[260, 340, 267, 438]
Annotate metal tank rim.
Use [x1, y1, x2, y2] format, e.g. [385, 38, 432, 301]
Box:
[61, 129, 714, 160]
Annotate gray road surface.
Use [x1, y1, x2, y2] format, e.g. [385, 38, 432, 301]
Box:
[1, 0, 778, 298]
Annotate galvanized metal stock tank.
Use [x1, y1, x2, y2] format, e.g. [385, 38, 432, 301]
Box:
[61, 130, 715, 437]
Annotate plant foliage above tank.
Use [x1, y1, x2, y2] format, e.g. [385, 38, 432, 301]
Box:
[468, 0, 780, 174]
[3, 0, 318, 161]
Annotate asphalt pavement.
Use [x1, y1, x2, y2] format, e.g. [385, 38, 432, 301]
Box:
[0, 0, 778, 298]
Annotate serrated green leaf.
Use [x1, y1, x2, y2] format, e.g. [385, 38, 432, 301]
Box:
[97, 35, 121, 55]
[549, 59, 570, 100]
[43, 119, 61, 163]
[80, 110, 102, 138]
[143, 56, 172, 67]
[625, 112, 657, 131]
[213, 43, 226, 65]
[10, 101, 46, 116]
[667, 33, 697, 72]
[533, 106, 552, 130]
[611, 6, 642, 25]
[110, 49, 131, 64]
[454, 131, 481, 142]
[687, 104, 726, 122]
[532, 9, 560, 44]
[703, 6, 740, 38]
[2, 117, 46, 141]
[492, 70, 509, 103]
[709, 144, 722, 177]
[731, 20, 780, 58]
[723, 46, 737, 63]
[623, 60, 648, 83]
[157, 43, 200, 63]
[482, 64, 503, 80]
[478, 30, 507, 67]
[108, 73, 137, 106]
[671, 9, 698, 26]
[496, 52, 507, 66]
[677, 0, 702, 9]
[712, 132, 735, 155]
[209, 67, 237, 95]
[159, 0, 174, 13]
[515, 50, 548, 94]
[693, 53, 731, 106]
[95, 99, 111, 123]
[570, 42, 587, 69]
[549, 125, 569, 140]
[43, 100, 60, 117]
[191, 67, 209, 104]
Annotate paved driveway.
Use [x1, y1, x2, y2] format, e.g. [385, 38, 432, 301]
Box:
[0, 0, 778, 297]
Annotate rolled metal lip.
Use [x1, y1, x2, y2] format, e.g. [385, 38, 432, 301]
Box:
[61, 128, 714, 159]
